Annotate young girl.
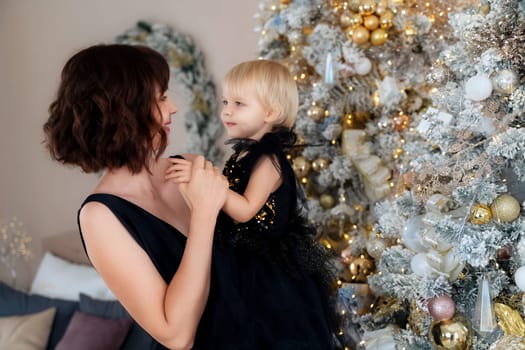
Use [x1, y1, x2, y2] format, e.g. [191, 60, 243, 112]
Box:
[168, 60, 339, 349]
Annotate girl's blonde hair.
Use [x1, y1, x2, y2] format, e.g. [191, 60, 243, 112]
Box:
[223, 59, 298, 129]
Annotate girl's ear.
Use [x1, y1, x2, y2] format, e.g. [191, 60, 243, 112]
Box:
[264, 106, 281, 124]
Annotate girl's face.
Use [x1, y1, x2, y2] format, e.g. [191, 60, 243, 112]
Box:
[220, 85, 275, 140]
[152, 89, 178, 146]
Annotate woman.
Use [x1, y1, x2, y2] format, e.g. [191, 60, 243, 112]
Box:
[43, 44, 228, 350]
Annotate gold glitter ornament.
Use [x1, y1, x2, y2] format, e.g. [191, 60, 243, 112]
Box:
[429, 314, 473, 350]
[280, 0, 291, 4]
[351, 25, 370, 45]
[311, 158, 329, 172]
[468, 203, 492, 225]
[319, 193, 336, 209]
[491, 194, 521, 223]
[392, 112, 409, 131]
[408, 299, 431, 336]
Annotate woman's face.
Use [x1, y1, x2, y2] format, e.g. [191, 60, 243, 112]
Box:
[152, 89, 178, 147]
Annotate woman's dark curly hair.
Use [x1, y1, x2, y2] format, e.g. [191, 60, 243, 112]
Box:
[43, 44, 170, 173]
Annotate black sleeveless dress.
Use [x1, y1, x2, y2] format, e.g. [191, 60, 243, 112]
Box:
[209, 129, 339, 349]
[77, 193, 237, 350]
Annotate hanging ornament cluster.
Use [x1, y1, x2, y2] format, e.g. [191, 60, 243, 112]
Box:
[464, 69, 520, 102]
[339, 0, 393, 46]
[468, 194, 521, 225]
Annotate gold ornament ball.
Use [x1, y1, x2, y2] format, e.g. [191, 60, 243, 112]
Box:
[349, 255, 375, 282]
[347, 0, 361, 12]
[363, 15, 379, 30]
[358, 0, 377, 15]
[292, 156, 311, 178]
[307, 105, 325, 122]
[375, 0, 388, 15]
[351, 25, 370, 45]
[340, 246, 354, 264]
[280, 0, 292, 4]
[379, 16, 393, 30]
[491, 194, 521, 223]
[468, 203, 492, 225]
[302, 26, 313, 36]
[319, 193, 336, 209]
[340, 12, 353, 28]
[429, 314, 473, 350]
[380, 9, 394, 20]
[349, 13, 364, 27]
[311, 158, 329, 172]
[370, 28, 388, 45]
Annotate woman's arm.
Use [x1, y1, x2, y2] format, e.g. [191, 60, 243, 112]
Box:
[80, 157, 227, 350]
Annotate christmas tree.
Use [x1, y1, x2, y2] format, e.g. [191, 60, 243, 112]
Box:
[255, 0, 525, 349]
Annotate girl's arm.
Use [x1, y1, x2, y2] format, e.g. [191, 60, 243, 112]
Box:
[80, 157, 227, 350]
[222, 155, 282, 223]
[166, 155, 281, 223]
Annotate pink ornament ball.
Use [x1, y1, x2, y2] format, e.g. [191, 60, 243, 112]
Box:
[428, 295, 456, 321]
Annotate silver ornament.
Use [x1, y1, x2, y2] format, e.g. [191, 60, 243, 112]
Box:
[492, 69, 519, 95]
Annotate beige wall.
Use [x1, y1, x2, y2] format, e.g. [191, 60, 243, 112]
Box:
[0, 0, 260, 288]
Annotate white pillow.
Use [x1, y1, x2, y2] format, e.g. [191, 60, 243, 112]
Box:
[30, 252, 116, 301]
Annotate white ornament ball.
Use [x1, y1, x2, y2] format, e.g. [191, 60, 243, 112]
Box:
[465, 74, 493, 101]
[354, 57, 372, 75]
[514, 266, 525, 291]
[492, 69, 519, 95]
[411, 253, 435, 277]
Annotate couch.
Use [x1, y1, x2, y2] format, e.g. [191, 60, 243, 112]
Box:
[0, 232, 156, 349]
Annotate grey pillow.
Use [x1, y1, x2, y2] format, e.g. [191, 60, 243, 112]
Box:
[0, 281, 78, 350]
[79, 293, 156, 350]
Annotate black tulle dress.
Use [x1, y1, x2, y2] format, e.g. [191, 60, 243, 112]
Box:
[201, 129, 339, 349]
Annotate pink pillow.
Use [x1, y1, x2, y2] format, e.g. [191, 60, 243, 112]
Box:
[55, 311, 132, 350]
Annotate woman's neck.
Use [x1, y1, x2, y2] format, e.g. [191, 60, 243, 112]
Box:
[95, 165, 159, 200]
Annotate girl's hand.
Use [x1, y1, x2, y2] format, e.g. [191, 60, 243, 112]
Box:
[166, 157, 192, 183]
[178, 156, 228, 213]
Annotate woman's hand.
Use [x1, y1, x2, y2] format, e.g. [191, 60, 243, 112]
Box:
[177, 155, 227, 214]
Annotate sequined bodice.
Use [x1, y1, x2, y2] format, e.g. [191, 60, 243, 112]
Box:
[215, 130, 299, 246]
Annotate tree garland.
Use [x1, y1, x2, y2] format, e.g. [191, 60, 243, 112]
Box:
[116, 21, 224, 164]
